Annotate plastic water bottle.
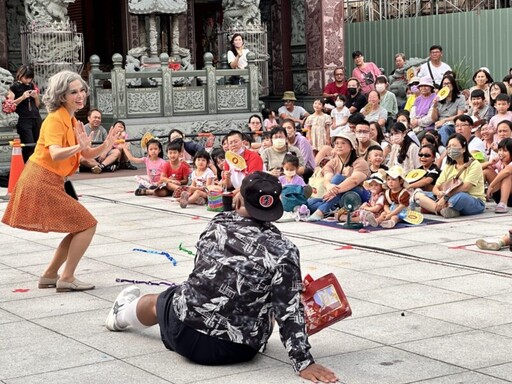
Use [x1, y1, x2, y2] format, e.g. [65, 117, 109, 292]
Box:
[295, 204, 310, 222]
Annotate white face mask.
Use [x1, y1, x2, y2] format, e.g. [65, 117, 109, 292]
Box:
[375, 84, 386, 93]
[283, 170, 296, 177]
[272, 138, 286, 149]
[335, 101, 344, 108]
[236, 147, 245, 155]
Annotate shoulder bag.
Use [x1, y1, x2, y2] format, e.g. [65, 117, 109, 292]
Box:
[439, 160, 473, 196]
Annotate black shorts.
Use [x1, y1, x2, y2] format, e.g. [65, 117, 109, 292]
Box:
[156, 286, 258, 365]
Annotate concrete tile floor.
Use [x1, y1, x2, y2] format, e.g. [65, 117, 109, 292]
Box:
[1, 175, 512, 384]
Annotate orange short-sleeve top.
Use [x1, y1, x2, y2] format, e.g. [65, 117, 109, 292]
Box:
[30, 106, 80, 177]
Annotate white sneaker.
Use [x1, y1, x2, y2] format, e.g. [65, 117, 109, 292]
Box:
[105, 285, 141, 331]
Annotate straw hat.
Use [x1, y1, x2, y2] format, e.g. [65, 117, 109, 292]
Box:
[282, 91, 297, 101]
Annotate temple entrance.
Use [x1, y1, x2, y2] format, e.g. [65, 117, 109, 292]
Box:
[69, 0, 127, 67]
[193, 0, 222, 68]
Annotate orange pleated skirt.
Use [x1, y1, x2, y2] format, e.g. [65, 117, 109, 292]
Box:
[2, 161, 97, 233]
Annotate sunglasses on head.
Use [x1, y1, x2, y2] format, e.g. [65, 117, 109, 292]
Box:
[418, 153, 432, 158]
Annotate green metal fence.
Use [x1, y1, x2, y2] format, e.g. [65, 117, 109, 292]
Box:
[344, 8, 512, 86]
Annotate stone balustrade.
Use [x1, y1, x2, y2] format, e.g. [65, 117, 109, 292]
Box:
[88, 52, 260, 120]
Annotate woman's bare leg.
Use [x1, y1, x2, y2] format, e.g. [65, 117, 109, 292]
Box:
[60, 225, 96, 282]
[42, 233, 73, 278]
[416, 193, 437, 213]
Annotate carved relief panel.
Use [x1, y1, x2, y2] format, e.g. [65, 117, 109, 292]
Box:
[290, 0, 307, 95]
[322, 0, 344, 68]
[290, 0, 305, 46]
[305, 0, 345, 95]
[270, 0, 284, 95]
[127, 89, 161, 115]
[6, 0, 25, 70]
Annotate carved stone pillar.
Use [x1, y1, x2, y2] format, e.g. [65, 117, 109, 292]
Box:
[186, 0, 195, 65]
[305, 0, 344, 95]
[0, 0, 7, 68]
[270, 0, 292, 96]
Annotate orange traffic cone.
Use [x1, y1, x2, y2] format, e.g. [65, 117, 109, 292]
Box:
[7, 139, 25, 194]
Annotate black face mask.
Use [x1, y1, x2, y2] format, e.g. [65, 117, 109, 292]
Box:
[348, 88, 357, 95]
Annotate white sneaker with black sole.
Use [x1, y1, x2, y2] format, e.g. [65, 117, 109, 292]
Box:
[105, 285, 141, 331]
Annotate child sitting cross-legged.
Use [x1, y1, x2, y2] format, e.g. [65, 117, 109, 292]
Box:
[154, 140, 191, 198]
[372, 166, 411, 228]
[357, 170, 386, 226]
[125, 138, 167, 196]
[179, 150, 215, 208]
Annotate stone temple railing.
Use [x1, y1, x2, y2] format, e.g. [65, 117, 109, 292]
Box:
[88, 52, 260, 120]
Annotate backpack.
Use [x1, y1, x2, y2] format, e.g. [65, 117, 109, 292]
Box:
[281, 184, 308, 212]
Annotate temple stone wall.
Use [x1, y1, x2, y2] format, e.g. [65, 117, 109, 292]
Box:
[305, 0, 344, 96]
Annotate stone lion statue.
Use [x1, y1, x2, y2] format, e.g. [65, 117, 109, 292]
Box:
[0, 67, 19, 128]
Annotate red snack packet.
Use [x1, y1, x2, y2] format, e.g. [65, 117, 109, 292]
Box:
[301, 273, 352, 335]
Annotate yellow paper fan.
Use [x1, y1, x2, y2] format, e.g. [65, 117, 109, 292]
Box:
[225, 151, 247, 171]
[140, 132, 154, 151]
[437, 87, 450, 101]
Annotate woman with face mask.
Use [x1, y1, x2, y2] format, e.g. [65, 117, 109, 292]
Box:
[410, 77, 437, 136]
[375, 76, 398, 121]
[386, 122, 420, 173]
[261, 126, 306, 177]
[415, 133, 485, 218]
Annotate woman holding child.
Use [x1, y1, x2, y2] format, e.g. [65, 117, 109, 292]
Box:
[415, 133, 485, 218]
[306, 132, 370, 221]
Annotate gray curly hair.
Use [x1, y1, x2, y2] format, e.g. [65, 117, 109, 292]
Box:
[42, 70, 89, 112]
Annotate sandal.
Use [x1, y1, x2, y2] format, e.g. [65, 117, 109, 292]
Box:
[172, 186, 183, 199]
[135, 188, 147, 196]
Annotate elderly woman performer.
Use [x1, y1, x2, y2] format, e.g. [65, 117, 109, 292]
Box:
[307, 132, 370, 221]
[2, 70, 122, 292]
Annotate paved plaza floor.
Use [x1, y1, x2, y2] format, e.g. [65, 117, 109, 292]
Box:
[1, 173, 512, 384]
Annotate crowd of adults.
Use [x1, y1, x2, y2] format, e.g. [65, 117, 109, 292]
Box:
[214, 44, 512, 220]
[5, 40, 512, 382]
[28, 43, 511, 221]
